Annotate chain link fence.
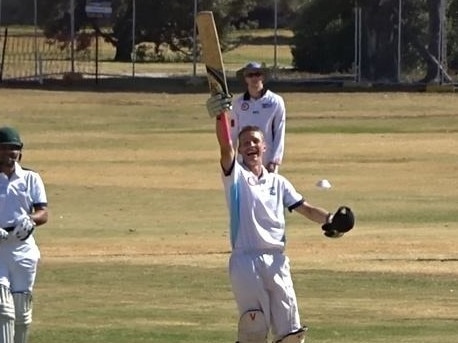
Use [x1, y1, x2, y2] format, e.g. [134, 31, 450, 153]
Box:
[0, 28, 97, 81]
[0, 1, 456, 89]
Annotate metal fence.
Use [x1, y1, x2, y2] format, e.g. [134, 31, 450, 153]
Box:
[0, 29, 96, 81]
[0, 1, 456, 86]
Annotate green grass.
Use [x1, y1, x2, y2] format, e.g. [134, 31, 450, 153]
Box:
[32, 264, 458, 343]
[1, 88, 457, 343]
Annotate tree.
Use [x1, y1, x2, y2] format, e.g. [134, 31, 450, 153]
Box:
[359, 0, 399, 82]
[448, 0, 458, 71]
[291, 0, 354, 73]
[291, 0, 458, 82]
[38, 0, 257, 62]
[397, 0, 450, 83]
[242, 0, 306, 29]
[0, 0, 35, 25]
[421, 0, 448, 82]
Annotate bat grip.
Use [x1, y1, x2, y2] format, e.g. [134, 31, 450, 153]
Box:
[216, 111, 232, 147]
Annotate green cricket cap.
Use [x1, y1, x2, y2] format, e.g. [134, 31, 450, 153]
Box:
[0, 126, 23, 148]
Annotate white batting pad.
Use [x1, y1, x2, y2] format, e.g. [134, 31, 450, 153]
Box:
[0, 285, 15, 343]
[12, 293, 32, 343]
[237, 310, 268, 343]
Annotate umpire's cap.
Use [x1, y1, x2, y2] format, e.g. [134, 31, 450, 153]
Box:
[238, 61, 270, 81]
[0, 126, 23, 149]
[242, 61, 266, 76]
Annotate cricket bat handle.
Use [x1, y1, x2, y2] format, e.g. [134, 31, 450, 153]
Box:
[216, 111, 232, 146]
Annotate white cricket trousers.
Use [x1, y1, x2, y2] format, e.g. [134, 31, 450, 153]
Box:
[229, 251, 302, 341]
[0, 244, 40, 292]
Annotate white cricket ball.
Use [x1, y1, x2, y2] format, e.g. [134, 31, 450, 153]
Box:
[316, 179, 332, 189]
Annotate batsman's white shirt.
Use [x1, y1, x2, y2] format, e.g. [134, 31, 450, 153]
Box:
[222, 160, 303, 252]
[222, 160, 305, 339]
[231, 89, 286, 166]
[0, 163, 47, 291]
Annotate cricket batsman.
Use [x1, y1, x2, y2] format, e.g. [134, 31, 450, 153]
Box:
[206, 94, 355, 343]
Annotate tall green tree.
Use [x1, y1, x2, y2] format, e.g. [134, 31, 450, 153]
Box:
[397, 0, 450, 83]
[0, 0, 35, 25]
[291, 0, 457, 82]
[291, 0, 354, 73]
[448, 0, 458, 71]
[359, 0, 399, 82]
[243, 0, 307, 28]
[422, 0, 448, 82]
[294, 0, 413, 77]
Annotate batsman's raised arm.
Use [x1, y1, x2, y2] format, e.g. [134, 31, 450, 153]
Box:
[206, 93, 235, 171]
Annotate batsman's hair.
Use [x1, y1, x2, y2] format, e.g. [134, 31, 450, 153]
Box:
[238, 125, 265, 140]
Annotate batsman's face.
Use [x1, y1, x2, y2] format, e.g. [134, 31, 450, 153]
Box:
[238, 130, 266, 166]
[0, 144, 21, 168]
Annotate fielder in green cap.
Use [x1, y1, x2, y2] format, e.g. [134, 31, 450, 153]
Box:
[0, 126, 49, 343]
[0, 126, 23, 147]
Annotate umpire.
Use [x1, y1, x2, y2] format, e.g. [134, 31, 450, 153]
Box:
[0, 126, 48, 343]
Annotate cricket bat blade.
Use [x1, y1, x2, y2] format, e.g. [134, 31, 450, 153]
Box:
[196, 11, 229, 96]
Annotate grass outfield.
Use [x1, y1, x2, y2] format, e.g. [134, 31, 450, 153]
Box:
[2, 89, 458, 343]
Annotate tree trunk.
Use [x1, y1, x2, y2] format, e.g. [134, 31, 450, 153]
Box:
[422, 0, 447, 83]
[112, 1, 134, 62]
[114, 39, 133, 62]
[360, 0, 399, 82]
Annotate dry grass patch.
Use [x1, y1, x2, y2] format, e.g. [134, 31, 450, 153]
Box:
[283, 92, 458, 118]
[1, 88, 457, 343]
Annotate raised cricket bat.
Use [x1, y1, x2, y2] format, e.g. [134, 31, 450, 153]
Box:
[196, 11, 232, 144]
[196, 11, 230, 96]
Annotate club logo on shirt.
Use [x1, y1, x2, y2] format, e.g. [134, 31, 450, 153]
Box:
[247, 177, 257, 186]
[247, 177, 266, 186]
[241, 102, 249, 111]
[269, 186, 276, 195]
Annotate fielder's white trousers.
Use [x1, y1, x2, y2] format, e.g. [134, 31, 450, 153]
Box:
[229, 250, 302, 341]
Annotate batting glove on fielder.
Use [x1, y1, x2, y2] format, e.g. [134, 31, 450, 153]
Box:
[13, 214, 35, 241]
[206, 93, 232, 118]
[322, 206, 355, 238]
[0, 228, 9, 241]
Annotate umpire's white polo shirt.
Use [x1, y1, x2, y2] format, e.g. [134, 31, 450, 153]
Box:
[222, 160, 303, 253]
[231, 89, 286, 165]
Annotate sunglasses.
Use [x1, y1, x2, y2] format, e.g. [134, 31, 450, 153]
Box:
[245, 72, 262, 78]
